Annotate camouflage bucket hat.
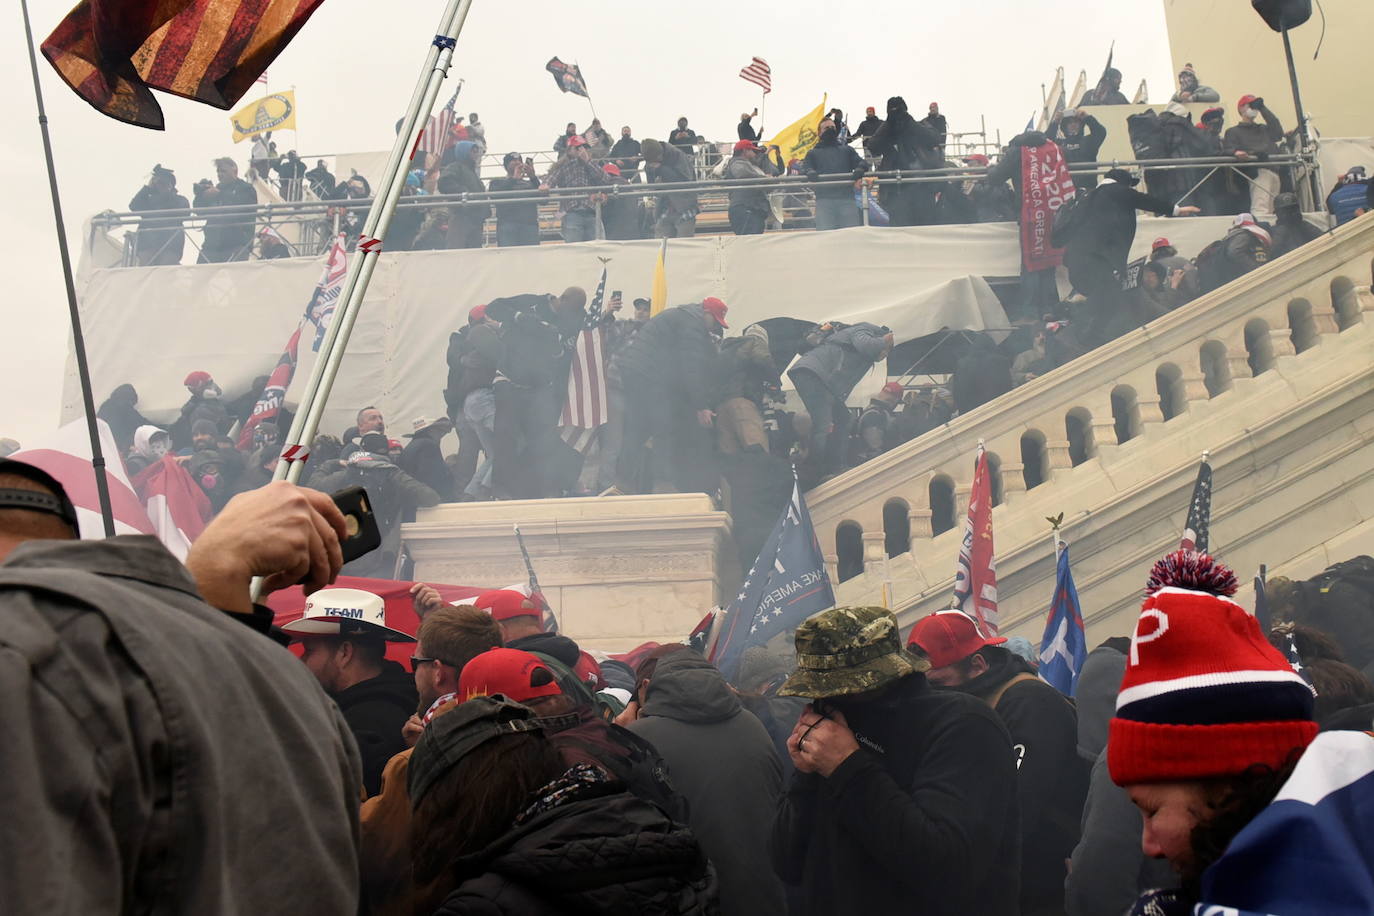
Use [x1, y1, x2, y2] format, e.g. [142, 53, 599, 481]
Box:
[779, 606, 929, 699]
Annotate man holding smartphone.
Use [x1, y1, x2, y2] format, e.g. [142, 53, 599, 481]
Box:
[489, 151, 541, 247]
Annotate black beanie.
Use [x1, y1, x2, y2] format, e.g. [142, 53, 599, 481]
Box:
[887, 96, 907, 115]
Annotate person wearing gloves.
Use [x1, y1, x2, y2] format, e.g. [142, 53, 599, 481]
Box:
[1222, 94, 1285, 222]
[802, 118, 868, 230]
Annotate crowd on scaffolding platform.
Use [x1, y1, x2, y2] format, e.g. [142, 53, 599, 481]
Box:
[114, 60, 1372, 267]
[3, 446, 1374, 915]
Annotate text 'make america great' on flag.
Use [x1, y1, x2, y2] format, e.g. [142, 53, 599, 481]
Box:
[710, 476, 834, 684]
[43, 0, 328, 130]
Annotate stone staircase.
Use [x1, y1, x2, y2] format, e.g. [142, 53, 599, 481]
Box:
[806, 214, 1374, 643]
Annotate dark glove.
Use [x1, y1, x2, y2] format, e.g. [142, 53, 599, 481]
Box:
[851, 167, 866, 181]
[805, 171, 820, 183]
[1251, 97, 1265, 109]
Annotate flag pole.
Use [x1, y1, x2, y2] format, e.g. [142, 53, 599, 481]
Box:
[19, 0, 115, 537]
[271, 0, 474, 490]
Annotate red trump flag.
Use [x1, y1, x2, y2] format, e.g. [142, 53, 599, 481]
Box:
[42, 0, 327, 129]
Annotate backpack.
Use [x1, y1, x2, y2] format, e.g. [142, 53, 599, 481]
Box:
[1286, 557, 1374, 671]
[1193, 238, 1230, 294]
[1051, 190, 1091, 248]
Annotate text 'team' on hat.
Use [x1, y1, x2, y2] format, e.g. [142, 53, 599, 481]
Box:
[281, 587, 416, 642]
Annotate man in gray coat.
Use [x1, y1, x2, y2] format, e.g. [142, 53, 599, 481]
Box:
[0, 465, 363, 915]
[787, 321, 893, 476]
[622, 646, 786, 916]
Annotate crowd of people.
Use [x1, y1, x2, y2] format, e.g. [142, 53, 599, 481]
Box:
[115, 61, 1372, 264]
[3, 455, 1373, 915]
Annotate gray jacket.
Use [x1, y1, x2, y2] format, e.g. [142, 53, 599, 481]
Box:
[0, 536, 363, 915]
[788, 321, 890, 399]
[628, 652, 785, 916]
[724, 154, 778, 211]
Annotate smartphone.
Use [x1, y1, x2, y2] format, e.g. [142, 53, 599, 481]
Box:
[612, 289, 622, 300]
[331, 485, 382, 564]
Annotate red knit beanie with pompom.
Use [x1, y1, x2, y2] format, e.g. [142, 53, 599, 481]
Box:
[1108, 550, 1317, 786]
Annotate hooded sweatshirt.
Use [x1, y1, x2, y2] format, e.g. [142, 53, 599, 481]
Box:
[334, 659, 418, 797]
[126, 424, 169, 476]
[627, 652, 785, 916]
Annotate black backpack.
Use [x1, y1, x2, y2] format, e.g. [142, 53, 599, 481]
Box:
[1051, 189, 1092, 248]
[1287, 557, 1374, 671]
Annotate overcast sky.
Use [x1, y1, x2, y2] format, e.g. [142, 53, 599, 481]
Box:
[1, 0, 1174, 445]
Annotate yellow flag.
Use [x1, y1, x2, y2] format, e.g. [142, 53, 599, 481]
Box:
[230, 91, 297, 143]
[650, 238, 668, 317]
[766, 95, 828, 165]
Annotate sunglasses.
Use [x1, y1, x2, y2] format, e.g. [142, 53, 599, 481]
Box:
[410, 654, 446, 671]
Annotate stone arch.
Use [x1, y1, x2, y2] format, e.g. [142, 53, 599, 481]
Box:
[1199, 339, 1232, 397]
[985, 451, 1005, 507]
[929, 475, 957, 536]
[1111, 385, 1142, 444]
[1155, 363, 1186, 420]
[1020, 429, 1048, 490]
[883, 498, 911, 558]
[1287, 298, 1319, 354]
[1065, 408, 1094, 466]
[1244, 318, 1275, 376]
[1333, 275, 1361, 331]
[836, 521, 864, 583]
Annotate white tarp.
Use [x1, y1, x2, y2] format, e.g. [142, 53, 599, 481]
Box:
[66, 216, 1254, 436]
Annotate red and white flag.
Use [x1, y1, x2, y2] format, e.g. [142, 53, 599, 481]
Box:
[11, 418, 153, 539]
[952, 442, 1000, 634]
[307, 233, 348, 352]
[418, 85, 463, 161]
[132, 455, 212, 560]
[559, 267, 610, 454]
[239, 323, 304, 450]
[1019, 140, 1075, 272]
[739, 56, 772, 94]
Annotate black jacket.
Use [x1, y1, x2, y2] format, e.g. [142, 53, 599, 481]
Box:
[771, 674, 1020, 916]
[446, 322, 503, 414]
[399, 434, 453, 501]
[194, 177, 257, 250]
[488, 173, 540, 228]
[849, 114, 882, 143]
[1067, 180, 1176, 268]
[484, 295, 578, 389]
[1048, 115, 1107, 165]
[737, 120, 757, 141]
[959, 647, 1089, 912]
[616, 304, 717, 410]
[129, 185, 189, 260]
[951, 338, 1014, 414]
[98, 384, 152, 455]
[802, 137, 866, 200]
[432, 779, 717, 915]
[335, 660, 418, 797]
[628, 653, 786, 916]
[869, 112, 941, 171]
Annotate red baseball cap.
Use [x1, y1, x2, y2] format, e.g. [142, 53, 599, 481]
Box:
[1151, 237, 1171, 251]
[458, 648, 563, 703]
[907, 609, 1006, 667]
[474, 588, 542, 622]
[702, 296, 729, 328]
[567, 135, 588, 148]
[733, 139, 763, 154]
[184, 370, 213, 388]
[603, 162, 622, 176]
[866, 106, 876, 114]
[962, 154, 990, 167]
[469, 303, 487, 322]
[881, 381, 904, 396]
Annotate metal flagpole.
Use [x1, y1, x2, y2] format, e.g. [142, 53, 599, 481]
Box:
[19, 0, 116, 536]
[272, 0, 475, 490]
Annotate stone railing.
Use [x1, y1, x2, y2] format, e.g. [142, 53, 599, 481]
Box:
[806, 213, 1374, 633]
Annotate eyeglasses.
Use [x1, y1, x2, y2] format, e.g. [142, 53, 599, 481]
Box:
[410, 654, 443, 671]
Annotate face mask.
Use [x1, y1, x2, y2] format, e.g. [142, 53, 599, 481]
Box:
[1241, 107, 1256, 119]
[821, 128, 837, 142]
[200, 473, 219, 491]
[150, 441, 168, 458]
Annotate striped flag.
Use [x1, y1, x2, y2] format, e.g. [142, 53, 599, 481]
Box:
[739, 56, 772, 94]
[42, 0, 327, 130]
[306, 233, 348, 351]
[131, 455, 212, 560]
[238, 323, 303, 450]
[1180, 456, 1213, 552]
[12, 418, 154, 539]
[419, 84, 463, 161]
[953, 442, 1000, 634]
[559, 266, 610, 454]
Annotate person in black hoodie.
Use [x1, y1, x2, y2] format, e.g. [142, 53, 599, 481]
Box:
[1063, 169, 1198, 347]
[622, 646, 787, 916]
[1047, 109, 1106, 193]
[129, 164, 189, 265]
[483, 289, 587, 499]
[97, 383, 152, 456]
[772, 606, 1019, 916]
[409, 696, 718, 915]
[909, 610, 1087, 916]
[868, 96, 942, 226]
[280, 587, 420, 797]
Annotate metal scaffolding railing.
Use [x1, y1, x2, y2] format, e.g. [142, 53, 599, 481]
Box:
[95, 154, 1312, 267]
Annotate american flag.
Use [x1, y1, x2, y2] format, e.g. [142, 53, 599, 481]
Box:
[559, 265, 610, 454]
[739, 56, 771, 93]
[953, 442, 1000, 634]
[418, 84, 463, 161]
[1180, 455, 1213, 553]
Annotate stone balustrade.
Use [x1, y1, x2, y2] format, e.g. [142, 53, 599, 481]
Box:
[807, 214, 1374, 638]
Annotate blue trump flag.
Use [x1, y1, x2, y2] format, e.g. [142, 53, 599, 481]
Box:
[710, 477, 834, 684]
[1038, 544, 1087, 696]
